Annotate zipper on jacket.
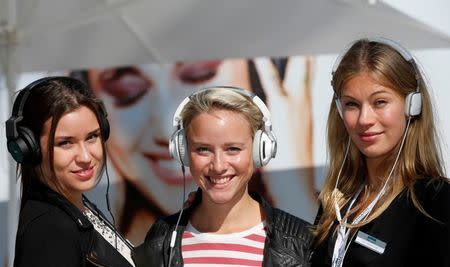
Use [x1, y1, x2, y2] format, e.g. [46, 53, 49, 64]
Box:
[86, 252, 111, 267]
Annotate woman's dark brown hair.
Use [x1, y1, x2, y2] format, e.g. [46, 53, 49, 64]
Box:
[17, 77, 108, 209]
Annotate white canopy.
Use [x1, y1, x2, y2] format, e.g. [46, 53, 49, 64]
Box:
[2, 0, 450, 73]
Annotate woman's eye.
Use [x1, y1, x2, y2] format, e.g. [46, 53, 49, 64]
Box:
[375, 99, 387, 106]
[87, 134, 99, 143]
[99, 67, 152, 108]
[56, 140, 72, 148]
[196, 147, 209, 153]
[227, 147, 242, 154]
[344, 101, 358, 108]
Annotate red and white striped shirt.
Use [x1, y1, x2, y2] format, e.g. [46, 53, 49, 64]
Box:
[182, 221, 267, 267]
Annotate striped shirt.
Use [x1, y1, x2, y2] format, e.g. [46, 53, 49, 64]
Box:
[182, 221, 267, 267]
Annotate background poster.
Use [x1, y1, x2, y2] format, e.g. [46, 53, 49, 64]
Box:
[2, 50, 449, 261]
[71, 56, 320, 244]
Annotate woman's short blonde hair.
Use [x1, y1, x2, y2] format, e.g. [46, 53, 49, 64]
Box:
[181, 87, 263, 137]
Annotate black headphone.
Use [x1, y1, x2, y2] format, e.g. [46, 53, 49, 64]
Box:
[169, 86, 277, 168]
[331, 37, 422, 119]
[5, 76, 110, 165]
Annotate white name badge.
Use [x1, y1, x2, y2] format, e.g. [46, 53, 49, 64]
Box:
[355, 231, 386, 254]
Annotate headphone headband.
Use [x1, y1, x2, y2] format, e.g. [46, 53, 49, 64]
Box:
[172, 86, 273, 132]
[7, 77, 71, 141]
[332, 37, 420, 93]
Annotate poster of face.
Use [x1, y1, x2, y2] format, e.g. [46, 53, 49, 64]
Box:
[2, 50, 450, 262]
[68, 56, 319, 244]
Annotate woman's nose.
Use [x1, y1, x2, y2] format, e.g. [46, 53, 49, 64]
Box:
[358, 104, 376, 126]
[76, 144, 92, 163]
[211, 153, 227, 173]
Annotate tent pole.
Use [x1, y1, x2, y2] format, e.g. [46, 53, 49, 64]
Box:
[0, 39, 19, 267]
[4, 0, 19, 265]
[5, 49, 18, 267]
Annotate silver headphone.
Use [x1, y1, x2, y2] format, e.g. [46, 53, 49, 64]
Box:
[169, 86, 277, 168]
[331, 37, 422, 119]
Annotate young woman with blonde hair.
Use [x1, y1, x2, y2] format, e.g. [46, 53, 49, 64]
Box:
[133, 86, 313, 266]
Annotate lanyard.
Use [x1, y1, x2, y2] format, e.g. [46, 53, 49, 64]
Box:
[332, 183, 387, 267]
[332, 184, 363, 267]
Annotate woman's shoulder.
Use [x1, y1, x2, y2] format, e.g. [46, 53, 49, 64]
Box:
[15, 200, 88, 266]
[266, 208, 314, 265]
[142, 211, 182, 242]
[16, 200, 84, 260]
[133, 213, 180, 266]
[20, 199, 76, 226]
[18, 199, 81, 236]
[413, 177, 450, 200]
[413, 177, 450, 219]
[270, 207, 314, 242]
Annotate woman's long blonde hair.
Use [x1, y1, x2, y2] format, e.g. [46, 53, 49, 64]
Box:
[315, 38, 445, 244]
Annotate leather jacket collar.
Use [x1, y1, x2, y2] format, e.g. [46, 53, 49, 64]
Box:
[26, 181, 92, 230]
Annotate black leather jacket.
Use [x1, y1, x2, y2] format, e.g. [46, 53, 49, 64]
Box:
[133, 191, 314, 267]
[14, 181, 133, 267]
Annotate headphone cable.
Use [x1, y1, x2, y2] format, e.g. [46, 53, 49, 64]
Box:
[168, 164, 186, 266]
[105, 156, 118, 249]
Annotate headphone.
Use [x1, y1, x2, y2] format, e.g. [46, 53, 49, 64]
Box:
[331, 37, 422, 119]
[5, 76, 110, 165]
[169, 86, 277, 168]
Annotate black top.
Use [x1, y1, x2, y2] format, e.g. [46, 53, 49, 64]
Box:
[133, 190, 314, 267]
[311, 178, 450, 267]
[14, 181, 133, 267]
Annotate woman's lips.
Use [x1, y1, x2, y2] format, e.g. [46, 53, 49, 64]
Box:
[99, 67, 152, 106]
[72, 166, 95, 180]
[359, 132, 381, 142]
[104, 74, 149, 98]
[206, 175, 234, 189]
[143, 152, 193, 185]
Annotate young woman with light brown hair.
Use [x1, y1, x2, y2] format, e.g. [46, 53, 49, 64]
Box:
[311, 38, 449, 267]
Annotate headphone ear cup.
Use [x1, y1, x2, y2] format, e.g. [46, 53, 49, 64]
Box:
[20, 127, 41, 164]
[252, 130, 274, 168]
[169, 128, 189, 167]
[7, 137, 28, 164]
[335, 98, 344, 119]
[405, 92, 422, 117]
[252, 130, 263, 168]
[99, 116, 110, 141]
[8, 127, 41, 164]
[95, 102, 110, 141]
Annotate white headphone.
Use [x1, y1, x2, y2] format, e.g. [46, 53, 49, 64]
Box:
[169, 86, 277, 168]
[331, 37, 422, 119]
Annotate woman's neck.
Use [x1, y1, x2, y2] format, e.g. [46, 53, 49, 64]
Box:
[190, 191, 263, 234]
[358, 156, 406, 213]
[46, 181, 84, 211]
[365, 156, 395, 190]
[66, 193, 85, 211]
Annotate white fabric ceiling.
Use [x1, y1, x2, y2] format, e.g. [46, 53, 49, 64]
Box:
[1, 0, 450, 73]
